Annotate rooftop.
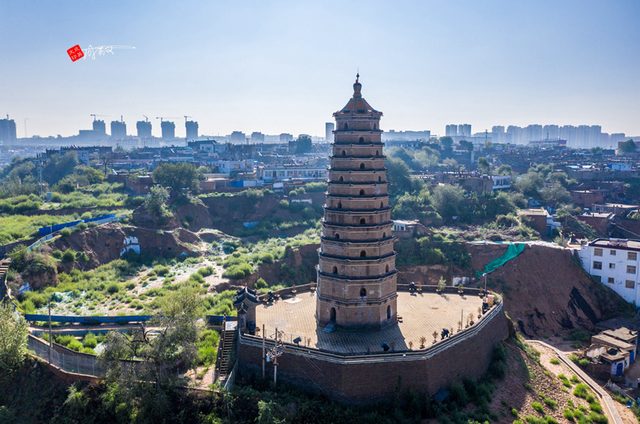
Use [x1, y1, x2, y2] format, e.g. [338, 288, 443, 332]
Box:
[591, 333, 636, 351]
[253, 290, 484, 355]
[589, 238, 640, 250]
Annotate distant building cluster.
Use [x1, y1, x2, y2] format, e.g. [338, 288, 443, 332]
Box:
[490, 124, 628, 149]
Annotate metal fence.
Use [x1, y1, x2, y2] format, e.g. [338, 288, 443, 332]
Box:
[28, 335, 106, 377]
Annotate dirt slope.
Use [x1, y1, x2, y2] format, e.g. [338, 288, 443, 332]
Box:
[50, 223, 204, 271]
[472, 244, 633, 336]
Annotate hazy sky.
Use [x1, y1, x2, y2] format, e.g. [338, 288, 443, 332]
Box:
[1, 0, 639, 139]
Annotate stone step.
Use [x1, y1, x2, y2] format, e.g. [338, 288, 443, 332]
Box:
[323, 322, 335, 333]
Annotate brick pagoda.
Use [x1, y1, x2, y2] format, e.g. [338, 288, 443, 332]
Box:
[316, 75, 398, 330]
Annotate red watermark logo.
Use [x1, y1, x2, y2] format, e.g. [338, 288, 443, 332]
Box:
[67, 45, 84, 62]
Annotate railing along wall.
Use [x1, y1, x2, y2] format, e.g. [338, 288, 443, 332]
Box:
[240, 298, 503, 364]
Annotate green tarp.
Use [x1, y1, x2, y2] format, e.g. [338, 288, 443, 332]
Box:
[476, 242, 525, 277]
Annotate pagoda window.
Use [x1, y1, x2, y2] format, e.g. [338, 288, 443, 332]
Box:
[333, 266, 338, 274]
[378, 176, 382, 181]
[385, 264, 389, 272]
[360, 189, 365, 195]
[360, 218, 366, 225]
[387, 305, 391, 320]
[360, 287, 366, 297]
[383, 232, 386, 238]
[335, 233, 340, 239]
[360, 251, 366, 257]
[376, 150, 379, 156]
[342, 150, 346, 156]
[344, 123, 348, 130]
[360, 163, 365, 169]
[374, 124, 377, 130]
[359, 137, 364, 143]
[380, 202, 384, 208]
[339, 176, 344, 182]
[337, 202, 342, 209]
[330, 308, 336, 322]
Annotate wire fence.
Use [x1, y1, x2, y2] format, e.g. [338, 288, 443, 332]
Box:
[28, 335, 106, 377]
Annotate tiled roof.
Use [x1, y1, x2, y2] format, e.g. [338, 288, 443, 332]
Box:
[334, 81, 381, 116]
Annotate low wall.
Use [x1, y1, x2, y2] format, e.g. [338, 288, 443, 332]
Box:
[238, 301, 509, 402]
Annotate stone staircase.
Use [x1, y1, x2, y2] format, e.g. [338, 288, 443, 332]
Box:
[217, 321, 238, 382]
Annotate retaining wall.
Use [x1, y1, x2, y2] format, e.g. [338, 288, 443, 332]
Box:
[238, 300, 509, 402]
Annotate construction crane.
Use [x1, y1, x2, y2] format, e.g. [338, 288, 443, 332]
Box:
[142, 115, 149, 122]
[184, 115, 192, 123]
[90, 114, 109, 121]
[156, 117, 180, 122]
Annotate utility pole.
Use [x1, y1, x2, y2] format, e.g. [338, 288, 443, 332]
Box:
[48, 297, 52, 364]
[262, 324, 266, 379]
[268, 328, 284, 385]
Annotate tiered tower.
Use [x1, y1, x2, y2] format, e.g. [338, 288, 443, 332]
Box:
[316, 76, 397, 330]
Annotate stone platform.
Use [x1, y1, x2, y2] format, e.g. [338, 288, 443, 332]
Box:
[254, 290, 485, 355]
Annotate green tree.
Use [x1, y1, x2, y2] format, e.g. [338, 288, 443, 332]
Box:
[295, 136, 313, 154]
[152, 162, 200, 197]
[432, 184, 465, 222]
[459, 140, 474, 152]
[440, 136, 453, 150]
[83, 167, 104, 184]
[386, 157, 412, 193]
[619, 139, 636, 154]
[477, 157, 491, 175]
[590, 147, 603, 155]
[43, 152, 79, 184]
[513, 171, 544, 197]
[496, 164, 513, 176]
[0, 300, 28, 372]
[144, 185, 171, 220]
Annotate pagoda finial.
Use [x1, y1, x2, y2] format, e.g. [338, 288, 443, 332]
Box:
[356, 71, 359, 83]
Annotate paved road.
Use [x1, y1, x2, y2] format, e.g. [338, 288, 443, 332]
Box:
[528, 340, 623, 424]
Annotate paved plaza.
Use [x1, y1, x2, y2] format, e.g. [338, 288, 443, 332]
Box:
[254, 290, 485, 354]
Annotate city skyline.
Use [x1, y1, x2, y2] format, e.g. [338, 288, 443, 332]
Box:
[1, 1, 639, 139]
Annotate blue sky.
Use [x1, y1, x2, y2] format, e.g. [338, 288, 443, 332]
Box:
[1, 0, 639, 139]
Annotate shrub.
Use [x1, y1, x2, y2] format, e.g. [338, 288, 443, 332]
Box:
[573, 383, 589, 398]
[278, 200, 289, 209]
[570, 375, 580, 384]
[82, 333, 97, 349]
[198, 329, 220, 367]
[524, 415, 545, 424]
[563, 409, 574, 421]
[588, 412, 608, 424]
[67, 340, 83, 352]
[543, 398, 557, 410]
[52, 250, 63, 259]
[198, 266, 214, 277]
[545, 416, 558, 424]
[126, 282, 135, 290]
[511, 409, 519, 417]
[585, 394, 596, 403]
[255, 278, 267, 289]
[568, 354, 579, 364]
[531, 402, 543, 413]
[579, 358, 590, 367]
[60, 228, 72, 237]
[589, 403, 603, 413]
[80, 347, 96, 355]
[189, 273, 205, 284]
[549, 358, 560, 365]
[76, 223, 88, 230]
[153, 265, 170, 276]
[61, 249, 76, 263]
[79, 252, 90, 262]
[106, 283, 121, 294]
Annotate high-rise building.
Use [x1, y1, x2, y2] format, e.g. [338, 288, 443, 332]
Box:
[325, 122, 335, 143]
[279, 133, 293, 143]
[543, 125, 559, 140]
[250, 132, 265, 143]
[491, 126, 505, 144]
[161, 121, 176, 139]
[231, 131, 246, 144]
[186, 120, 198, 140]
[0, 118, 17, 144]
[445, 124, 458, 137]
[458, 124, 471, 137]
[110, 120, 127, 138]
[93, 120, 107, 138]
[316, 78, 397, 330]
[136, 120, 152, 138]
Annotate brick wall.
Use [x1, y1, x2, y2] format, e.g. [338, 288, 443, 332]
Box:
[238, 307, 509, 402]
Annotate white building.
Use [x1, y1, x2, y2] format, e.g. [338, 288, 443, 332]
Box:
[210, 160, 254, 175]
[491, 175, 511, 190]
[578, 238, 640, 305]
[257, 164, 327, 182]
